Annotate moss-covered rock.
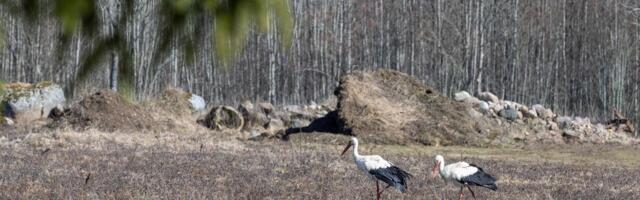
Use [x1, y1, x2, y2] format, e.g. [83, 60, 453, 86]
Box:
[2, 81, 65, 123]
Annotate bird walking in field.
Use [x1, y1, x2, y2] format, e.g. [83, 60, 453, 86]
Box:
[340, 137, 413, 200]
[431, 155, 497, 200]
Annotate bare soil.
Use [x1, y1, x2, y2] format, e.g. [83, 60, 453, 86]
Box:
[58, 89, 199, 133]
[1, 130, 638, 200]
[63, 90, 155, 132]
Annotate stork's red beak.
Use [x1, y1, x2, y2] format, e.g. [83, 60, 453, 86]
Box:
[340, 142, 352, 156]
[431, 161, 439, 177]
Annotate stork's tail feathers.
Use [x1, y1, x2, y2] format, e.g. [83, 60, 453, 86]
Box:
[462, 165, 498, 191]
[482, 183, 498, 191]
[370, 166, 413, 193]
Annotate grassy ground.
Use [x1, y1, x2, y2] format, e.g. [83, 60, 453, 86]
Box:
[1, 129, 639, 199]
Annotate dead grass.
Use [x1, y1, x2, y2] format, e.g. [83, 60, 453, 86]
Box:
[335, 70, 506, 146]
[1, 130, 638, 200]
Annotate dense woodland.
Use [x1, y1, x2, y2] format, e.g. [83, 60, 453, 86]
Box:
[1, 0, 639, 136]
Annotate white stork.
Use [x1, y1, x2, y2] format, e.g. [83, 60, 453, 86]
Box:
[431, 155, 497, 200]
[340, 137, 413, 200]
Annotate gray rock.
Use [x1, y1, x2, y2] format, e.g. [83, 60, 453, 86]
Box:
[478, 101, 490, 114]
[562, 129, 582, 143]
[518, 105, 530, 113]
[516, 110, 523, 119]
[290, 118, 310, 128]
[188, 94, 206, 112]
[556, 116, 573, 129]
[531, 104, 546, 115]
[511, 102, 525, 111]
[499, 106, 518, 121]
[478, 91, 499, 103]
[491, 103, 504, 113]
[541, 108, 555, 120]
[238, 101, 269, 130]
[574, 117, 590, 124]
[523, 109, 538, 118]
[548, 121, 559, 130]
[258, 102, 274, 115]
[503, 100, 516, 108]
[3, 82, 65, 123]
[454, 91, 472, 102]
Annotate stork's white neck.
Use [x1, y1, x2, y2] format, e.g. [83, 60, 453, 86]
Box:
[352, 139, 360, 158]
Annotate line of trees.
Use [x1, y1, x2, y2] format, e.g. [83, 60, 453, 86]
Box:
[1, 0, 639, 136]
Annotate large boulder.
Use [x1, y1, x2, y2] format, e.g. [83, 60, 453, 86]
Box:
[1, 82, 65, 123]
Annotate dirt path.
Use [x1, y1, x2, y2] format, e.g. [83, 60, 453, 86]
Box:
[1, 133, 638, 199]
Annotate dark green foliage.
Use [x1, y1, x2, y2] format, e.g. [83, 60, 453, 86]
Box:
[54, 0, 99, 36]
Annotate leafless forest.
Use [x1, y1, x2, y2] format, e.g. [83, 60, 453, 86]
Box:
[1, 0, 639, 134]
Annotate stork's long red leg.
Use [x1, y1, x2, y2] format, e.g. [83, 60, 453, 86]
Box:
[458, 185, 465, 200]
[378, 184, 392, 195]
[376, 180, 380, 200]
[466, 186, 477, 200]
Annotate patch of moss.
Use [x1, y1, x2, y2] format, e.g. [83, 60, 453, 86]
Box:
[4, 88, 30, 100]
[3, 81, 58, 101]
[5, 82, 31, 90]
[34, 81, 53, 88]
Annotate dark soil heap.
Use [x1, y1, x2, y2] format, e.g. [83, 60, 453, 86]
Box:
[335, 70, 499, 145]
[65, 90, 153, 132]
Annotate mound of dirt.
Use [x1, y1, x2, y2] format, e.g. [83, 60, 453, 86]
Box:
[65, 90, 154, 131]
[334, 69, 500, 145]
[159, 87, 194, 116]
